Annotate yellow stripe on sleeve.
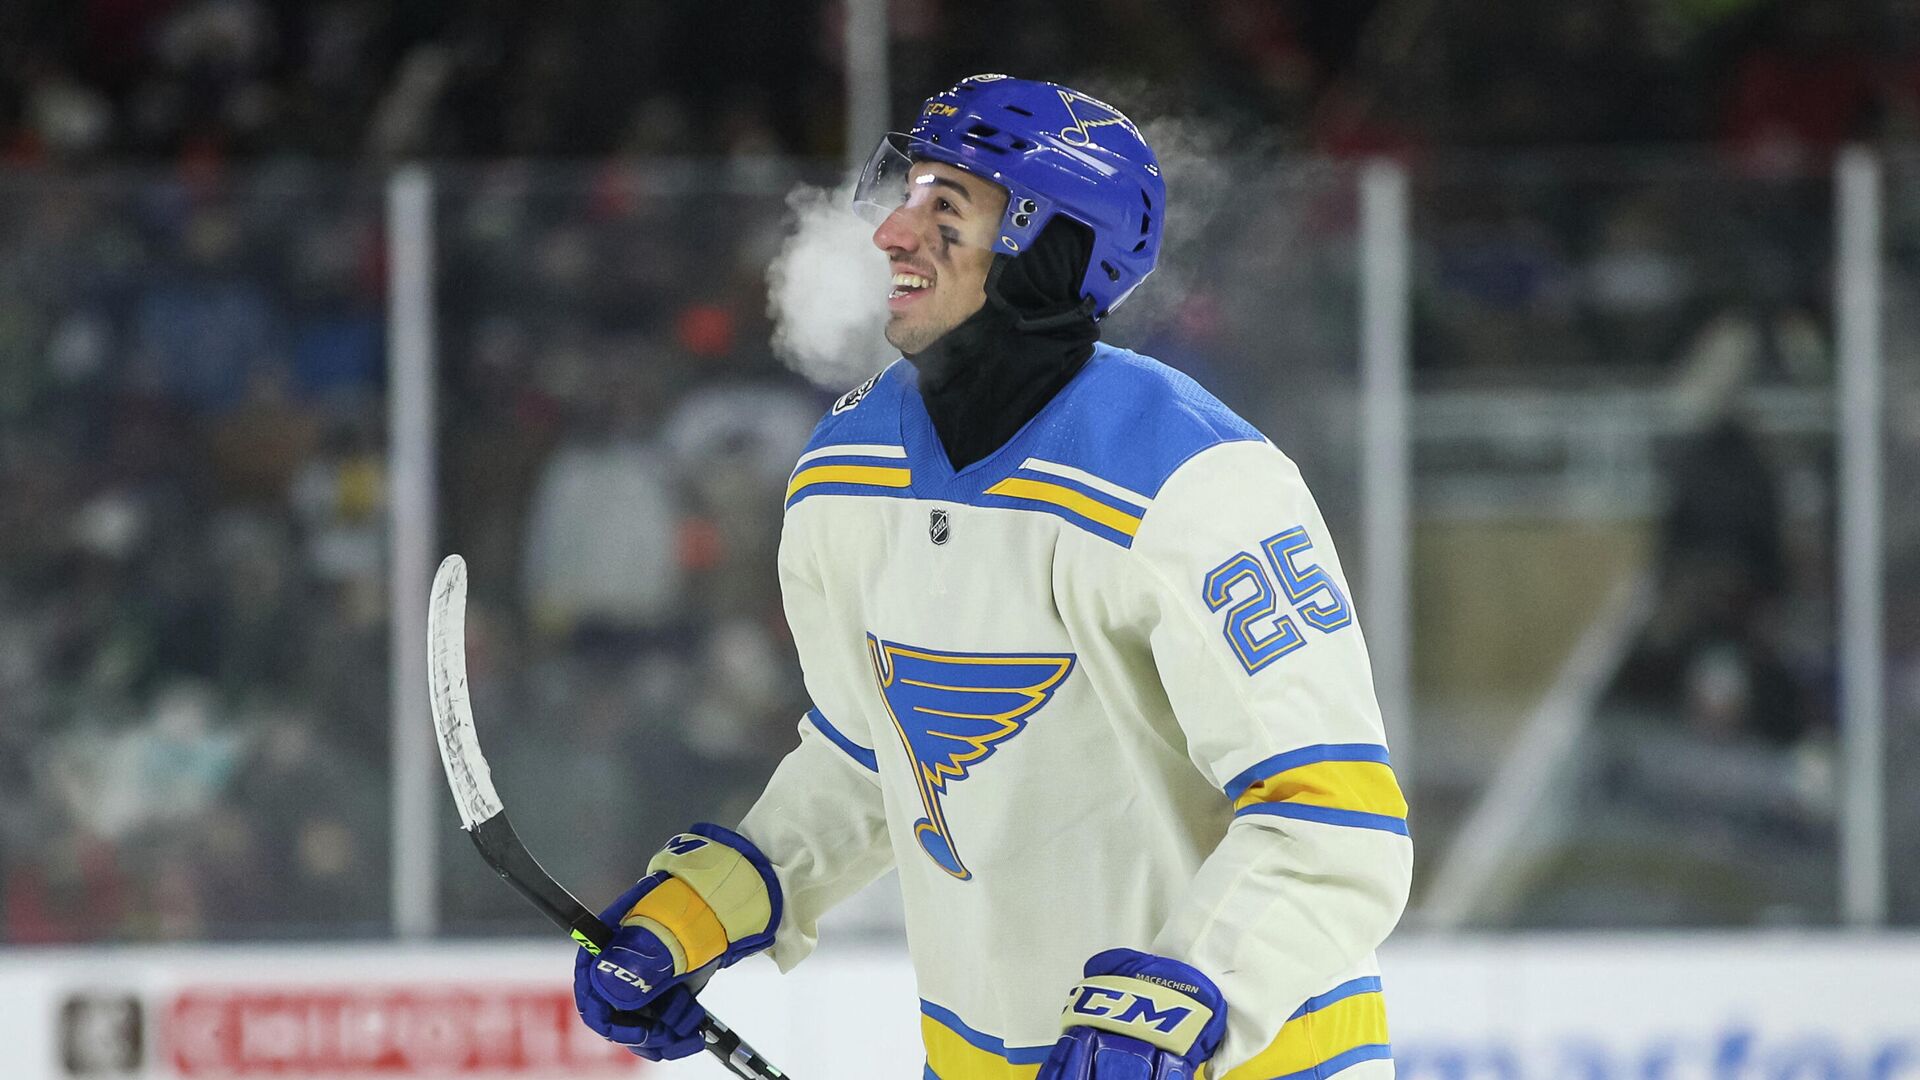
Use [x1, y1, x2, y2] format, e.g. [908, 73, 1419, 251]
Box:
[1220, 988, 1390, 1080]
[982, 477, 1142, 537]
[1232, 758, 1407, 819]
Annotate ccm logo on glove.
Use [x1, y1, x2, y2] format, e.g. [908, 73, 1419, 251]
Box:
[1067, 985, 1194, 1034]
[595, 960, 654, 994]
[1063, 974, 1214, 1048]
[1034, 948, 1229, 1080]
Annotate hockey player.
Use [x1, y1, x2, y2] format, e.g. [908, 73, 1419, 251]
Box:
[574, 75, 1412, 1080]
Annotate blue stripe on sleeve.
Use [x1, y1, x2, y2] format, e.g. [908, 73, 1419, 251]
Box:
[1272, 1043, 1394, 1080]
[1223, 743, 1395, 801]
[807, 708, 878, 773]
[1235, 802, 1411, 836]
[1287, 976, 1384, 1021]
[919, 1000, 1055, 1065]
[785, 482, 919, 511]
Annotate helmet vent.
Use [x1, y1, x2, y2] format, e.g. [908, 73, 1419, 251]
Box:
[1139, 214, 1151, 235]
[1141, 191, 1153, 209]
[1004, 105, 1034, 117]
[1101, 260, 1120, 282]
[967, 124, 1000, 140]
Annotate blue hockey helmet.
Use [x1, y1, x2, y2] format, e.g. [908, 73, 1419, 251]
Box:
[852, 74, 1166, 319]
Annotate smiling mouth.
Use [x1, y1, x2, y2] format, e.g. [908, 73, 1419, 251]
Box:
[889, 271, 932, 301]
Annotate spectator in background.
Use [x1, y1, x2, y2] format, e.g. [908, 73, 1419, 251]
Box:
[1579, 196, 1696, 368]
[522, 348, 683, 644]
[129, 208, 281, 412]
[1611, 367, 1813, 747]
[230, 711, 384, 934]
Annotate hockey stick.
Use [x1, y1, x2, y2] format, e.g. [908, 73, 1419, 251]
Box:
[427, 554, 788, 1079]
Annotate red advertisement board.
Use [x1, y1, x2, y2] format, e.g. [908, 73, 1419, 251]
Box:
[164, 987, 643, 1075]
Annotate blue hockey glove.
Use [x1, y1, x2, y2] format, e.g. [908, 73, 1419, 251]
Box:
[1036, 949, 1228, 1080]
[572, 824, 782, 1059]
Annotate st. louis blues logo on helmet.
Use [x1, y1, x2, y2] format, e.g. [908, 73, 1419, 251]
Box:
[851, 74, 1165, 319]
[865, 635, 1075, 880]
[1053, 86, 1143, 149]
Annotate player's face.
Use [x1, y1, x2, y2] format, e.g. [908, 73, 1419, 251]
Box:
[870, 161, 1009, 355]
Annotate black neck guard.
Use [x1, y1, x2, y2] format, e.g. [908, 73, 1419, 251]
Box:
[905, 217, 1100, 471]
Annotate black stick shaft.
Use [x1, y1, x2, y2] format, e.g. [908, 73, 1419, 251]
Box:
[469, 815, 788, 1078]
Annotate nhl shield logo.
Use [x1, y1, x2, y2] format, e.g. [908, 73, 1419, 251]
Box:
[929, 508, 951, 545]
[832, 373, 880, 415]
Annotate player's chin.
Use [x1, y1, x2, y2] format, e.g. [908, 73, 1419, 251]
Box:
[885, 314, 942, 356]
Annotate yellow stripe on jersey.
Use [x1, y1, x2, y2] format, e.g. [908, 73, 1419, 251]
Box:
[919, 980, 1389, 1080]
[1225, 745, 1408, 836]
[1232, 758, 1407, 820]
[785, 464, 912, 501]
[982, 476, 1143, 538]
[921, 1012, 1043, 1080]
[1221, 979, 1391, 1080]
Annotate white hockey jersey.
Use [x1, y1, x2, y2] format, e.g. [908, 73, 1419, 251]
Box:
[736, 344, 1411, 1079]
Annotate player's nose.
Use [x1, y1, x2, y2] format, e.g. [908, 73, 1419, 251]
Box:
[871, 206, 923, 256]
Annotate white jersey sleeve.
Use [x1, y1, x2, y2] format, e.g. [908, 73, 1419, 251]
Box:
[1129, 439, 1412, 1075]
[734, 518, 896, 972]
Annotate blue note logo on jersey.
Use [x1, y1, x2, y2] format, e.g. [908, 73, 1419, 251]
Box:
[866, 635, 1076, 881]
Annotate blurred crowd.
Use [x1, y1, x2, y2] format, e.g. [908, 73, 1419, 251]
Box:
[0, 172, 391, 939]
[0, 0, 1915, 943]
[5, 0, 1920, 166]
[0, 163, 853, 940]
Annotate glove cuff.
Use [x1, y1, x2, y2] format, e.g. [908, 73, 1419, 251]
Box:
[1058, 949, 1228, 1062]
[620, 823, 782, 974]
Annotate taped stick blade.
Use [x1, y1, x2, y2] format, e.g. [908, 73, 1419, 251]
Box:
[427, 554, 504, 829]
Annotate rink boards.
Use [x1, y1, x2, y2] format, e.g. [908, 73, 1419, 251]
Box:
[3, 935, 1916, 1079]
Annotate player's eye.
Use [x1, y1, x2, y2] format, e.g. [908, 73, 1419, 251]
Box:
[937, 198, 957, 214]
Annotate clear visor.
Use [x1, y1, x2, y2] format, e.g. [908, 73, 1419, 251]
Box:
[849, 134, 998, 250]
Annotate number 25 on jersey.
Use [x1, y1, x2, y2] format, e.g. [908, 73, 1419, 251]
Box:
[1202, 525, 1352, 675]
